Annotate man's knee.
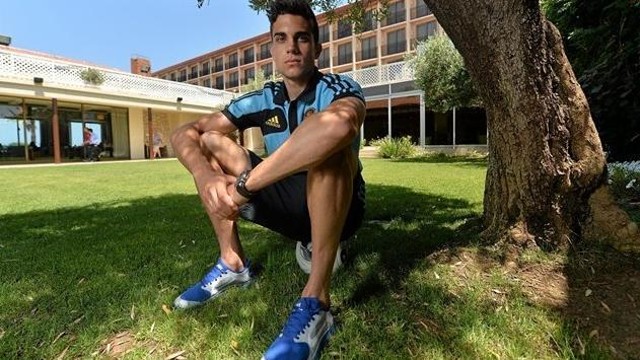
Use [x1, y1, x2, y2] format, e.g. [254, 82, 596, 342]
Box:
[313, 147, 358, 178]
[201, 131, 250, 175]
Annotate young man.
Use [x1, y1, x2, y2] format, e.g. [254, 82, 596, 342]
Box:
[170, 0, 366, 358]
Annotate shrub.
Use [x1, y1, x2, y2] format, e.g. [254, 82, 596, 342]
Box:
[608, 164, 640, 204]
[80, 68, 105, 85]
[370, 136, 416, 159]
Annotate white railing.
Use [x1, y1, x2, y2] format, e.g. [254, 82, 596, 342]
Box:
[0, 48, 236, 108]
[610, 161, 640, 173]
[0, 46, 416, 106]
[340, 62, 415, 88]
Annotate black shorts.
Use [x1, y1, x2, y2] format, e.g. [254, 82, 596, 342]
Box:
[239, 151, 365, 244]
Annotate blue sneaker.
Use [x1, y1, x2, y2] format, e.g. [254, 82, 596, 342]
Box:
[262, 297, 335, 360]
[173, 258, 252, 309]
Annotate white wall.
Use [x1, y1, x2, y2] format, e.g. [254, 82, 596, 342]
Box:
[128, 107, 146, 159]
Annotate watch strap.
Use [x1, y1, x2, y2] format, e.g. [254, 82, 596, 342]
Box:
[235, 169, 255, 199]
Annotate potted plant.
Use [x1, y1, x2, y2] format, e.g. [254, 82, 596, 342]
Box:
[80, 68, 105, 86]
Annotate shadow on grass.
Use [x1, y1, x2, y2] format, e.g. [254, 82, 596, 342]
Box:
[0, 183, 483, 359]
[563, 244, 640, 358]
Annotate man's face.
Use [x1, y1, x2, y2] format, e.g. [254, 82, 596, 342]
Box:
[270, 14, 321, 82]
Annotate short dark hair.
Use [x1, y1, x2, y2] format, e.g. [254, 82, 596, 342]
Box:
[267, 0, 319, 44]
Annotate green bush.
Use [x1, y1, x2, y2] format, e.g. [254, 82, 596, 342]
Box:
[608, 165, 640, 203]
[370, 136, 416, 159]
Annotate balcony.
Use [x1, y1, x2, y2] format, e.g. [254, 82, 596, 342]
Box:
[356, 49, 377, 62]
[201, 67, 210, 76]
[241, 56, 254, 65]
[382, 10, 406, 27]
[382, 42, 407, 56]
[178, 75, 187, 82]
[317, 57, 330, 69]
[189, 72, 198, 80]
[258, 51, 271, 61]
[213, 64, 224, 73]
[334, 54, 353, 66]
[410, 4, 432, 19]
[226, 60, 238, 69]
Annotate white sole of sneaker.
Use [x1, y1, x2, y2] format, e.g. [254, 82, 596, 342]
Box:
[295, 241, 344, 274]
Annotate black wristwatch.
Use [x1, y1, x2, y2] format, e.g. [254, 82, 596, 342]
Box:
[235, 169, 256, 199]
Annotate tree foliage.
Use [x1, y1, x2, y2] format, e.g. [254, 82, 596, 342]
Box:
[239, 69, 270, 93]
[542, 0, 640, 161]
[198, 0, 388, 32]
[407, 35, 479, 113]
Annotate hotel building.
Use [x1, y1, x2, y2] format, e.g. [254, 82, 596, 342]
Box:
[0, 0, 486, 166]
[153, 0, 488, 152]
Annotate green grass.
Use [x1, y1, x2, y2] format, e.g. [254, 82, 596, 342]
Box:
[0, 158, 613, 359]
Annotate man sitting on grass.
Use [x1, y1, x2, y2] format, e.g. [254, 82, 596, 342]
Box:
[170, 1, 366, 358]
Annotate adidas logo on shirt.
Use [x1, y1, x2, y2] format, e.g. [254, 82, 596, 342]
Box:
[265, 116, 281, 128]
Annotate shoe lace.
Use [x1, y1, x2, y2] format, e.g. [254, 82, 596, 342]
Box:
[282, 302, 317, 340]
[201, 264, 225, 286]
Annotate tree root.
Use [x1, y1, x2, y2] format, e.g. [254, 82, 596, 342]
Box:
[584, 185, 640, 253]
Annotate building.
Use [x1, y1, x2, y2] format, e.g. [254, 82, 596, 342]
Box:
[0, 41, 235, 166]
[0, 0, 487, 167]
[153, 0, 488, 152]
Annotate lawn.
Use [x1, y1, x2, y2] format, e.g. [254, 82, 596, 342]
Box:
[0, 158, 632, 359]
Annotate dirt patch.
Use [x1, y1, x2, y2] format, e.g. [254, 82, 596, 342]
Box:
[563, 248, 640, 359]
[431, 246, 640, 359]
[98, 331, 136, 358]
[517, 261, 569, 308]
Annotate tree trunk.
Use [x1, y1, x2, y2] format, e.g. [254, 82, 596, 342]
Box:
[422, 0, 639, 255]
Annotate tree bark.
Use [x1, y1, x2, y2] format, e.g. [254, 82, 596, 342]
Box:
[422, 0, 639, 254]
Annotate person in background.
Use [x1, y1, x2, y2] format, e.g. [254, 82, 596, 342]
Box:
[152, 130, 163, 158]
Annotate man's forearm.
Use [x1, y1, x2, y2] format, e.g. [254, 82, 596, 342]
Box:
[245, 98, 364, 192]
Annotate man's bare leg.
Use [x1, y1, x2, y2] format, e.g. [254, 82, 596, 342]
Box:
[199, 131, 251, 271]
[302, 147, 358, 307]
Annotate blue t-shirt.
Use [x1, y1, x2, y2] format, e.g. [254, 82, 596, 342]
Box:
[222, 69, 365, 156]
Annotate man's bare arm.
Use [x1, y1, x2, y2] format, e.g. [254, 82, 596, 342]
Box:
[171, 112, 240, 218]
[170, 112, 237, 177]
[245, 96, 365, 192]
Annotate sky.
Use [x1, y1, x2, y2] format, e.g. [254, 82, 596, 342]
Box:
[0, 0, 271, 72]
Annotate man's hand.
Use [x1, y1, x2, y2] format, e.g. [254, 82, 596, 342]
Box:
[194, 171, 239, 220]
[228, 181, 250, 208]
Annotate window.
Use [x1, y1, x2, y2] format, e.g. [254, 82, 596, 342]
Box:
[337, 43, 352, 65]
[416, 22, 437, 42]
[337, 19, 352, 39]
[227, 72, 239, 88]
[259, 42, 272, 60]
[227, 53, 238, 69]
[203, 78, 211, 87]
[189, 66, 198, 80]
[244, 68, 255, 84]
[214, 58, 224, 72]
[215, 76, 224, 89]
[412, 1, 432, 19]
[384, 1, 406, 26]
[261, 63, 273, 78]
[242, 47, 255, 65]
[386, 29, 406, 54]
[201, 61, 210, 76]
[319, 24, 330, 43]
[360, 37, 377, 60]
[179, 69, 187, 82]
[170, 73, 176, 81]
[361, 11, 376, 32]
[317, 48, 330, 69]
